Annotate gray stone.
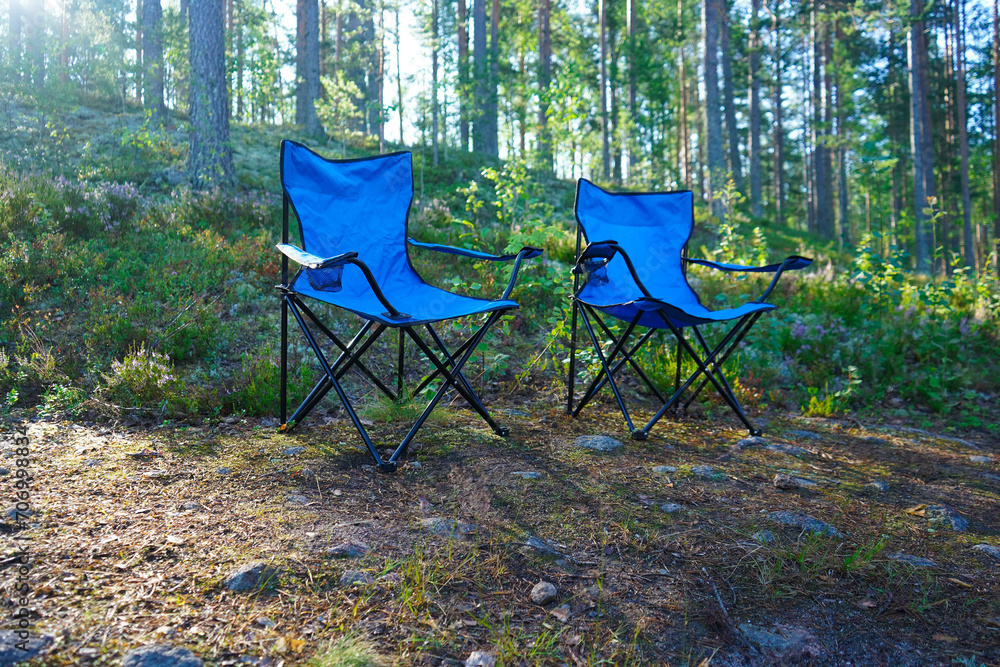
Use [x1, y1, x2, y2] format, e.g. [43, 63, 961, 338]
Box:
[465, 651, 497, 667]
[651, 465, 677, 474]
[768, 511, 843, 538]
[530, 581, 558, 605]
[734, 436, 769, 451]
[861, 436, 890, 445]
[3, 506, 34, 520]
[378, 572, 403, 586]
[297, 468, 315, 481]
[969, 455, 993, 464]
[339, 570, 374, 586]
[0, 468, 10, 475]
[223, 561, 281, 592]
[0, 630, 52, 666]
[691, 465, 720, 479]
[177, 502, 200, 511]
[511, 471, 542, 479]
[868, 481, 889, 492]
[659, 503, 684, 513]
[574, 435, 624, 452]
[286, 494, 309, 504]
[738, 623, 823, 662]
[972, 544, 1000, 561]
[788, 429, 823, 440]
[283, 446, 306, 456]
[85, 459, 102, 468]
[887, 553, 937, 568]
[767, 443, 809, 455]
[420, 517, 477, 538]
[325, 543, 369, 559]
[120, 644, 203, 667]
[502, 409, 530, 417]
[524, 535, 562, 556]
[752, 530, 776, 544]
[406, 461, 422, 470]
[926, 505, 969, 532]
[217, 467, 231, 475]
[773, 473, 818, 490]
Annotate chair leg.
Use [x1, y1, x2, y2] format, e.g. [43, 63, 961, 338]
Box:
[689, 325, 760, 435]
[567, 299, 579, 415]
[397, 327, 405, 396]
[577, 305, 637, 434]
[280, 293, 288, 426]
[590, 309, 666, 403]
[683, 314, 762, 412]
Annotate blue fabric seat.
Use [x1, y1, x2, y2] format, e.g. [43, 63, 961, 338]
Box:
[275, 141, 540, 472]
[568, 179, 812, 438]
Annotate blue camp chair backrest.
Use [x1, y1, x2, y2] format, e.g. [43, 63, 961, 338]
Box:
[281, 141, 415, 289]
[575, 179, 701, 307]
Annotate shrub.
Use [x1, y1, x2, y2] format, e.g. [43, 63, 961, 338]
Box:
[102, 344, 183, 410]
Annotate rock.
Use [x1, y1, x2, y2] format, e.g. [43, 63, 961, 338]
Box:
[286, 494, 309, 504]
[120, 644, 203, 667]
[926, 505, 969, 532]
[651, 465, 677, 474]
[691, 465, 720, 479]
[659, 503, 684, 513]
[339, 570, 374, 586]
[502, 408, 530, 417]
[738, 623, 823, 663]
[511, 471, 542, 479]
[3, 506, 34, 520]
[734, 436, 769, 451]
[85, 459, 102, 468]
[254, 617, 275, 628]
[773, 473, 817, 490]
[969, 455, 993, 464]
[768, 511, 843, 538]
[861, 436, 890, 445]
[223, 561, 281, 592]
[787, 429, 822, 440]
[406, 461, 422, 470]
[887, 553, 937, 568]
[297, 468, 315, 481]
[573, 435, 624, 452]
[464, 651, 497, 667]
[378, 572, 403, 586]
[530, 581, 558, 605]
[525, 535, 562, 556]
[550, 604, 572, 622]
[261, 418, 278, 427]
[283, 446, 306, 456]
[752, 530, 776, 544]
[325, 543, 369, 559]
[177, 502, 200, 511]
[0, 630, 52, 666]
[972, 544, 1000, 561]
[0, 468, 10, 475]
[767, 443, 809, 455]
[868, 481, 889, 492]
[217, 467, 231, 475]
[420, 517, 477, 538]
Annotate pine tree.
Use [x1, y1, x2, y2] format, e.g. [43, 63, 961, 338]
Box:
[188, 0, 235, 187]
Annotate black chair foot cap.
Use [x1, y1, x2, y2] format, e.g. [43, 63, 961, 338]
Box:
[749, 428, 763, 437]
[377, 462, 397, 474]
[631, 430, 648, 441]
[495, 427, 510, 437]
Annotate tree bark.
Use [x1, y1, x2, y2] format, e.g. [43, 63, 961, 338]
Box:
[458, 0, 469, 151]
[473, 0, 488, 153]
[719, 0, 740, 192]
[27, 0, 43, 90]
[610, 21, 621, 183]
[486, 0, 500, 157]
[188, 0, 234, 187]
[142, 0, 166, 124]
[993, 0, 1000, 274]
[771, 0, 784, 226]
[296, 0, 322, 135]
[702, 0, 725, 217]
[908, 0, 935, 274]
[678, 0, 690, 189]
[397, 6, 404, 144]
[748, 0, 762, 217]
[378, 1, 385, 152]
[538, 0, 552, 172]
[812, 4, 833, 239]
[953, 0, 972, 267]
[836, 24, 849, 246]
[600, 0, 610, 179]
[9, 0, 21, 83]
[432, 0, 439, 165]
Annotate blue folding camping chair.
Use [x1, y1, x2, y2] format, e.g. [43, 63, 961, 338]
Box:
[567, 179, 811, 438]
[276, 141, 541, 472]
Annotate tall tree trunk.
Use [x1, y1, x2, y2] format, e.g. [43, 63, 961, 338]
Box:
[538, 0, 552, 172]
[188, 0, 234, 187]
[473, 0, 487, 153]
[60, 0, 68, 83]
[993, 0, 1000, 274]
[771, 0, 784, 226]
[236, 0, 245, 120]
[136, 2, 143, 103]
[486, 0, 499, 157]
[600, 0, 610, 179]
[908, 0, 935, 274]
[719, 0, 740, 192]
[812, 5, 833, 239]
[627, 0, 637, 175]
[142, 0, 166, 124]
[9, 0, 21, 83]
[432, 0, 439, 165]
[457, 0, 469, 151]
[610, 23, 622, 183]
[953, 0, 972, 267]
[748, 0, 762, 217]
[678, 0, 690, 189]
[27, 0, 43, 90]
[378, 1, 385, 152]
[803, 50, 815, 234]
[702, 0, 725, 217]
[397, 6, 404, 144]
[836, 25, 849, 246]
[296, 0, 322, 134]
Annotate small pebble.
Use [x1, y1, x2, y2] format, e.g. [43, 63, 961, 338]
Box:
[972, 544, 1000, 561]
[530, 581, 558, 605]
[286, 494, 309, 504]
[465, 651, 497, 667]
[339, 570, 374, 586]
[659, 503, 684, 513]
[511, 471, 542, 479]
[887, 552, 937, 568]
[868, 480, 889, 492]
[969, 455, 993, 464]
[651, 465, 677, 474]
[283, 446, 306, 456]
[773, 473, 817, 490]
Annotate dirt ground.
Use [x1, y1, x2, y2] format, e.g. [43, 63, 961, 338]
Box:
[5, 386, 1000, 666]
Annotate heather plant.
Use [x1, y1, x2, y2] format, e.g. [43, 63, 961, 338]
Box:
[102, 344, 183, 410]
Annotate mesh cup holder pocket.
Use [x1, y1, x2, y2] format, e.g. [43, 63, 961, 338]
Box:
[306, 265, 345, 292]
[581, 258, 609, 286]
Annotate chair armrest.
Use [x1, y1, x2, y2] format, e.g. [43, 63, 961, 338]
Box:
[276, 244, 409, 320]
[408, 238, 543, 262]
[500, 246, 545, 300]
[684, 254, 812, 304]
[276, 243, 358, 269]
[573, 240, 654, 299]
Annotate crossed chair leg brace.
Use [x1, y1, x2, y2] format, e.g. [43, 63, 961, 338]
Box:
[278, 290, 510, 472]
[567, 301, 764, 439]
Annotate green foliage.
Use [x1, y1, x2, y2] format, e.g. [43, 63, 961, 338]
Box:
[315, 74, 364, 155]
[102, 344, 183, 410]
[310, 635, 386, 667]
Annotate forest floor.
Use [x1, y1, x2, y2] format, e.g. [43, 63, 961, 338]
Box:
[8, 383, 1000, 666]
